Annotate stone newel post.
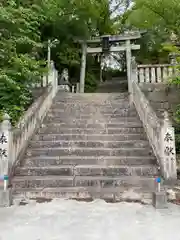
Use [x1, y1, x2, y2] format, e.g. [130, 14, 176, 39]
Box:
[0, 114, 11, 178]
[76, 83, 80, 93]
[80, 42, 87, 93]
[161, 111, 177, 180]
[130, 56, 138, 103]
[0, 114, 12, 207]
[131, 56, 138, 81]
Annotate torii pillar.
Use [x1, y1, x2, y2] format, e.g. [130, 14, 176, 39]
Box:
[79, 42, 87, 93]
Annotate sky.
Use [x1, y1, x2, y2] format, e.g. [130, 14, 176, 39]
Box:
[103, 0, 133, 69]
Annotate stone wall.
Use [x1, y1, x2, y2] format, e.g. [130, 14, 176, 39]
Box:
[31, 87, 48, 101]
[139, 83, 180, 120]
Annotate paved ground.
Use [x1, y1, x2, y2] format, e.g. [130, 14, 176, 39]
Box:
[0, 199, 180, 240]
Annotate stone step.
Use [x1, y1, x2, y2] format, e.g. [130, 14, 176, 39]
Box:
[51, 102, 131, 109]
[26, 147, 153, 157]
[52, 100, 131, 105]
[53, 98, 114, 102]
[54, 92, 129, 100]
[15, 165, 158, 177]
[47, 110, 138, 117]
[49, 108, 137, 115]
[12, 186, 153, 203]
[53, 101, 131, 107]
[28, 140, 149, 149]
[52, 100, 130, 106]
[12, 175, 156, 189]
[47, 111, 138, 118]
[55, 92, 128, 95]
[38, 127, 144, 135]
[23, 156, 156, 167]
[33, 133, 147, 141]
[44, 117, 140, 124]
[40, 122, 142, 129]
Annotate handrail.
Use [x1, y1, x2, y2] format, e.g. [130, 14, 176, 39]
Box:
[131, 60, 177, 180]
[137, 64, 177, 83]
[0, 63, 58, 180]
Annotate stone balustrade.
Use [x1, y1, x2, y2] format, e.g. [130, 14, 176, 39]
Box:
[137, 64, 177, 83]
[76, 83, 80, 93]
[0, 62, 58, 182]
[132, 60, 177, 180]
[31, 61, 57, 88]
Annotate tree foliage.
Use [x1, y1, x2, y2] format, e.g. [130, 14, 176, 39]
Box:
[0, 0, 46, 123]
[125, 0, 180, 63]
[127, 0, 180, 35]
[1, 0, 122, 123]
[126, 0, 180, 153]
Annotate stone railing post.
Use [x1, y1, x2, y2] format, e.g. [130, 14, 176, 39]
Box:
[131, 57, 138, 82]
[76, 83, 80, 93]
[130, 56, 138, 103]
[137, 64, 178, 83]
[0, 114, 11, 178]
[161, 111, 177, 180]
[0, 113, 12, 207]
[48, 61, 54, 86]
[72, 85, 75, 93]
[52, 69, 58, 97]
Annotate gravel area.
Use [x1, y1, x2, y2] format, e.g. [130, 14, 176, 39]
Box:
[0, 199, 180, 240]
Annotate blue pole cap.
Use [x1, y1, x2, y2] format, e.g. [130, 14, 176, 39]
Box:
[4, 175, 9, 181]
[156, 177, 161, 183]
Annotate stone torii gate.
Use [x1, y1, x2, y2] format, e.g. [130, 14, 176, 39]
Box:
[78, 32, 141, 93]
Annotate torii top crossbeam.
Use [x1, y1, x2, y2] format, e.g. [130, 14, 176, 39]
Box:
[77, 32, 141, 44]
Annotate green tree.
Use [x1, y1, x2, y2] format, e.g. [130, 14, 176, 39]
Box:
[0, 0, 120, 122]
[124, 0, 180, 63]
[0, 0, 45, 123]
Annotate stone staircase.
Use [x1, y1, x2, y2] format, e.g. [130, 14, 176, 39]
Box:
[12, 91, 158, 203]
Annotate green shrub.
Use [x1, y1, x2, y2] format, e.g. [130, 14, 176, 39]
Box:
[85, 72, 98, 93]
